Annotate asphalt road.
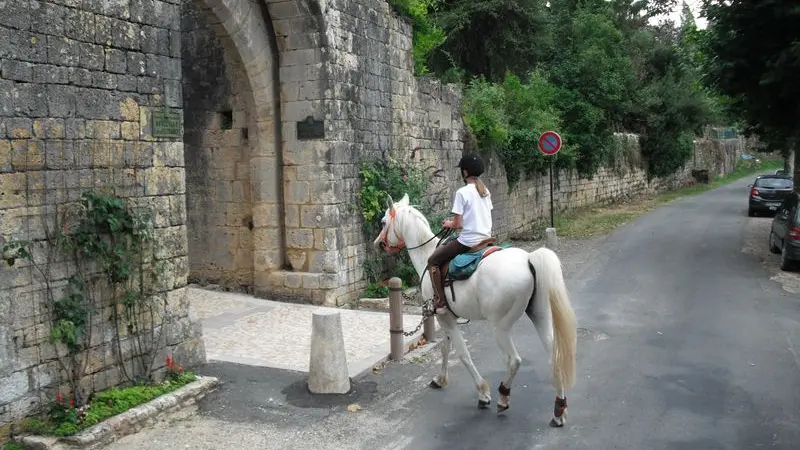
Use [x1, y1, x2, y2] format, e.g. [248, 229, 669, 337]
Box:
[105, 176, 800, 450]
[363, 176, 800, 450]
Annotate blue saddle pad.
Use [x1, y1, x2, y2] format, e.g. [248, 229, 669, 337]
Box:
[448, 246, 503, 280]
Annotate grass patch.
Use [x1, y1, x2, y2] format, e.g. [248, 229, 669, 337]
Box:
[17, 369, 197, 438]
[551, 159, 784, 238]
[3, 443, 24, 450]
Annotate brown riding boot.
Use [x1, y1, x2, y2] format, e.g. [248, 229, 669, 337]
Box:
[429, 266, 447, 313]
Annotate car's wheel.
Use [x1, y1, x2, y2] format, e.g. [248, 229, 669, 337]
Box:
[780, 242, 796, 271]
[748, 208, 755, 217]
[769, 231, 781, 254]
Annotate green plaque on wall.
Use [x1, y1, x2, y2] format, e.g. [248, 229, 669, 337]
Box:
[296, 115, 325, 140]
[152, 108, 182, 138]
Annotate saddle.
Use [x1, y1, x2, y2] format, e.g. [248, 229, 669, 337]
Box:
[438, 237, 506, 308]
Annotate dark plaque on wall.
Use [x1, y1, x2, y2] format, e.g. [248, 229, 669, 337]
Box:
[152, 108, 182, 138]
[296, 115, 325, 140]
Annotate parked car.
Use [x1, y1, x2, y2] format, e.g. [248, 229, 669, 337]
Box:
[769, 191, 800, 271]
[748, 175, 794, 216]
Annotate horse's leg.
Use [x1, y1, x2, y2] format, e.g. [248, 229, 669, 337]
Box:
[526, 308, 568, 427]
[441, 313, 491, 408]
[493, 327, 522, 413]
[430, 333, 451, 389]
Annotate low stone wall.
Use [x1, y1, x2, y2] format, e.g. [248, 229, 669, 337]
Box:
[484, 134, 747, 239]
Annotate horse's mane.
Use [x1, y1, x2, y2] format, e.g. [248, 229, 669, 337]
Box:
[393, 202, 435, 244]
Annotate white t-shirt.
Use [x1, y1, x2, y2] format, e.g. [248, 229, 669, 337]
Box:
[451, 183, 493, 247]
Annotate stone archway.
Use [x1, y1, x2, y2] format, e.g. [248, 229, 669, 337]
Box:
[180, 0, 330, 295]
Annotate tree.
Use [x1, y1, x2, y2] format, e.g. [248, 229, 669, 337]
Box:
[427, 0, 552, 82]
[702, 0, 800, 185]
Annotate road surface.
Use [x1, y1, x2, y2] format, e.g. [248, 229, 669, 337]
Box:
[106, 176, 800, 450]
[364, 175, 800, 450]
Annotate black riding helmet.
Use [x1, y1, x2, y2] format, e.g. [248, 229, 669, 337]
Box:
[456, 154, 485, 177]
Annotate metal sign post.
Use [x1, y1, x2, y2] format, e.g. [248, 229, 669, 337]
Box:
[538, 131, 562, 229]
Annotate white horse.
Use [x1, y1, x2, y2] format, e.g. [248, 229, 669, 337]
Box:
[373, 194, 578, 427]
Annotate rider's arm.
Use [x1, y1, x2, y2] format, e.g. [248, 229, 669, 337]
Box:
[443, 214, 462, 229]
[451, 214, 462, 229]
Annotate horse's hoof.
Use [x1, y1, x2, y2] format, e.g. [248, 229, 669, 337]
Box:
[429, 380, 443, 389]
[549, 415, 566, 428]
[478, 399, 491, 409]
[497, 403, 509, 413]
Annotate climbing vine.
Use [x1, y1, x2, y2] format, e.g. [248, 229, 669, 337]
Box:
[1, 189, 170, 404]
[357, 158, 449, 297]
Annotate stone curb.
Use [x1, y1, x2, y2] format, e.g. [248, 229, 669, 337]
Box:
[16, 376, 220, 450]
[362, 327, 446, 379]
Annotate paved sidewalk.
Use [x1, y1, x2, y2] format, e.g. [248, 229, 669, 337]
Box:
[188, 287, 435, 378]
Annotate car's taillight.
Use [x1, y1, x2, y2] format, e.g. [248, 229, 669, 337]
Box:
[751, 187, 760, 197]
[788, 227, 800, 241]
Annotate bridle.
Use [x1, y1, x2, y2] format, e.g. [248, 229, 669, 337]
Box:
[377, 205, 464, 325]
[379, 208, 406, 253]
[379, 207, 452, 253]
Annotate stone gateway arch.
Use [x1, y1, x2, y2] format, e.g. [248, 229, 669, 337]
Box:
[0, 0, 466, 425]
[179, 0, 466, 307]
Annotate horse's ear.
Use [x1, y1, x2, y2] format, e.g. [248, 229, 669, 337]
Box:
[400, 193, 410, 206]
[386, 194, 395, 210]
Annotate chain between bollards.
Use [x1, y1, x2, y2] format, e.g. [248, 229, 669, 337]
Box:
[389, 277, 437, 361]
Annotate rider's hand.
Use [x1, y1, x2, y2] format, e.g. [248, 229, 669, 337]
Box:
[442, 219, 454, 229]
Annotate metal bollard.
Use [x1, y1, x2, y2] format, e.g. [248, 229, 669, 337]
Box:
[423, 314, 435, 342]
[545, 227, 558, 251]
[389, 277, 404, 360]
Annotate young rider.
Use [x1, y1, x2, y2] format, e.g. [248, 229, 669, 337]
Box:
[428, 154, 494, 314]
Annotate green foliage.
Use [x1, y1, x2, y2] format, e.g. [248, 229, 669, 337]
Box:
[64, 191, 153, 284]
[0, 188, 169, 405]
[703, 0, 800, 172]
[3, 444, 23, 450]
[22, 366, 197, 437]
[421, 0, 732, 183]
[358, 159, 427, 235]
[387, 0, 446, 75]
[428, 0, 553, 82]
[362, 282, 390, 299]
[49, 277, 94, 352]
[462, 72, 574, 187]
[357, 159, 446, 292]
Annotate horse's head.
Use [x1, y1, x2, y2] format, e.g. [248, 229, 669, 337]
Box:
[373, 193, 412, 253]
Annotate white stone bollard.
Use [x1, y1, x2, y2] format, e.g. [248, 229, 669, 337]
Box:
[545, 227, 558, 251]
[308, 310, 351, 394]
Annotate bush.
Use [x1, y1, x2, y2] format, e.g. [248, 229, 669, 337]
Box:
[463, 72, 574, 187]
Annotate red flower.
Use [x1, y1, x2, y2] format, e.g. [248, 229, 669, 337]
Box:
[69, 397, 74, 407]
[166, 356, 173, 368]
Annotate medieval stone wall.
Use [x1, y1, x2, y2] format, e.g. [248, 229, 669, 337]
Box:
[0, 0, 204, 426]
[483, 135, 747, 239]
[312, 0, 466, 306]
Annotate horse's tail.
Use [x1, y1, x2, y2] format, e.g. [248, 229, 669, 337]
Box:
[528, 247, 577, 391]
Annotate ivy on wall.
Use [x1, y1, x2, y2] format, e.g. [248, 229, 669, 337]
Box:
[2, 189, 173, 405]
[357, 158, 449, 297]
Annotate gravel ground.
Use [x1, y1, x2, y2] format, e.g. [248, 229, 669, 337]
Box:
[741, 215, 800, 294]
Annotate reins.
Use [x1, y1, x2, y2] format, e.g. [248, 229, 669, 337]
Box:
[379, 210, 465, 333]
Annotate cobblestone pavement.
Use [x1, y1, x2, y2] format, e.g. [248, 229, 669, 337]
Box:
[187, 287, 434, 378]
